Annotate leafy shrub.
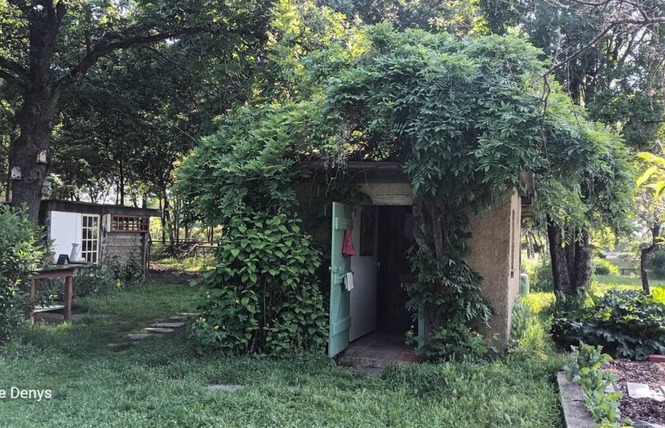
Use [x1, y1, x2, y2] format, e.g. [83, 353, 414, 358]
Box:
[74, 264, 119, 297]
[413, 323, 490, 362]
[592, 258, 619, 276]
[524, 258, 555, 292]
[652, 287, 665, 304]
[510, 297, 538, 347]
[552, 289, 665, 360]
[564, 343, 626, 427]
[190, 214, 327, 356]
[649, 249, 665, 279]
[105, 256, 144, 287]
[0, 206, 44, 344]
[407, 247, 492, 361]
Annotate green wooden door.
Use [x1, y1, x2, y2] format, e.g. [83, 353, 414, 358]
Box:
[328, 202, 353, 358]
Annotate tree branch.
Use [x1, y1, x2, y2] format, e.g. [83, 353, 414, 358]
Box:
[0, 55, 27, 79]
[55, 25, 211, 94]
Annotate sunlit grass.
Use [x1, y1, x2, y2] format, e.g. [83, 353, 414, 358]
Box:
[0, 280, 565, 427]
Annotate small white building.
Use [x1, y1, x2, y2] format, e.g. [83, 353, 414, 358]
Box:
[39, 200, 159, 269]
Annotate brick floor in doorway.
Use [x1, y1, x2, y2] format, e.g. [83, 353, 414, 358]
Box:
[338, 331, 420, 369]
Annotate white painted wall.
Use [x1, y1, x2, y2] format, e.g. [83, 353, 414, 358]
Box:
[349, 207, 378, 341]
[49, 211, 81, 262]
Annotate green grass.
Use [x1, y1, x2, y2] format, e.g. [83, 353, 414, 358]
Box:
[0, 281, 565, 428]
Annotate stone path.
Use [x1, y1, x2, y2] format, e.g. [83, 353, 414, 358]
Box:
[107, 313, 196, 348]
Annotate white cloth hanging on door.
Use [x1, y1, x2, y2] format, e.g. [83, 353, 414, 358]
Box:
[343, 272, 354, 291]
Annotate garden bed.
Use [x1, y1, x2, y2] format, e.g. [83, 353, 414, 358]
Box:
[604, 359, 665, 425]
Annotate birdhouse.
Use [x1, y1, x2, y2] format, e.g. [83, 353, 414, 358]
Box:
[37, 150, 48, 164]
[10, 167, 21, 180]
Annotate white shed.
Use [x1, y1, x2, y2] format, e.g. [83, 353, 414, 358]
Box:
[39, 200, 160, 269]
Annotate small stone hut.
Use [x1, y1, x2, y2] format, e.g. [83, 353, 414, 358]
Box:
[297, 162, 534, 357]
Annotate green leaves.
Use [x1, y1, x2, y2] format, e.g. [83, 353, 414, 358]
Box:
[0, 205, 45, 344]
[564, 343, 625, 427]
[190, 213, 327, 356]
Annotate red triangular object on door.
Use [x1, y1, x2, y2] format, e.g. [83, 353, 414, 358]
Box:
[342, 227, 355, 256]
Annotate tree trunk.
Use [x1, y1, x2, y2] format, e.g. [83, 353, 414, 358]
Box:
[573, 229, 592, 291]
[546, 216, 572, 296]
[9, 95, 59, 222]
[640, 223, 661, 295]
[118, 157, 125, 206]
[640, 248, 652, 295]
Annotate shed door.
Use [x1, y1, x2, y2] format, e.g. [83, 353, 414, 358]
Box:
[328, 202, 353, 358]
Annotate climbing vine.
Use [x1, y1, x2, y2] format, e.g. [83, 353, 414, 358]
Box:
[178, 24, 632, 359]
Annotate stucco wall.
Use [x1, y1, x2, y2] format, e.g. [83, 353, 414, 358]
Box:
[467, 191, 521, 348]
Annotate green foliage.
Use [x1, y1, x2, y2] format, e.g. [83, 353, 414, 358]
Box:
[649, 250, 665, 279]
[521, 256, 555, 292]
[593, 258, 620, 277]
[179, 25, 631, 357]
[73, 264, 120, 298]
[409, 323, 491, 363]
[190, 214, 327, 356]
[552, 289, 665, 360]
[510, 298, 537, 346]
[564, 343, 625, 427]
[0, 205, 44, 344]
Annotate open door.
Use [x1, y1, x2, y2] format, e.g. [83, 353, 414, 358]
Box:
[328, 202, 353, 358]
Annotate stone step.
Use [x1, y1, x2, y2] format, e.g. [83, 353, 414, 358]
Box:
[127, 333, 158, 340]
[150, 322, 186, 329]
[144, 327, 176, 334]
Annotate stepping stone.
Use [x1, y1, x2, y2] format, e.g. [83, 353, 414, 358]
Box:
[179, 312, 200, 318]
[127, 333, 157, 340]
[627, 382, 652, 399]
[206, 384, 244, 392]
[627, 382, 664, 401]
[150, 322, 186, 329]
[144, 327, 176, 334]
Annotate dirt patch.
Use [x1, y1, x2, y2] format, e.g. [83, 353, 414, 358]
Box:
[148, 263, 199, 284]
[604, 359, 665, 425]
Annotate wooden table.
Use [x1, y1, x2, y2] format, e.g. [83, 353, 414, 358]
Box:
[28, 265, 78, 323]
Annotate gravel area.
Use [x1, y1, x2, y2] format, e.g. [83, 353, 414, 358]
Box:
[604, 359, 665, 425]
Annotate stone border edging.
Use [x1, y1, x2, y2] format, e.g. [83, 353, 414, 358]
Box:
[557, 372, 594, 428]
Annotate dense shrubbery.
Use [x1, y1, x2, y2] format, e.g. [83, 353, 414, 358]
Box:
[592, 258, 620, 276]
[552, 289, 665, 360]
[522, 257, 555, 292]
[74, 263, 119, 297]
[0, 206, 44, 344]
[190, 214, 327, 356]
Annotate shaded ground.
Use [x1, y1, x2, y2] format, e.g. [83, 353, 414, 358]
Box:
[148, 261, 200, 284]
[605, 359, 665, 425]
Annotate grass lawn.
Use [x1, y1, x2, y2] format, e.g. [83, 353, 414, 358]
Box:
[0, 281, 565, 428]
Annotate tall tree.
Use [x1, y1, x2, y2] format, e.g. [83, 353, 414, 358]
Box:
[0, 0, 273, 220]
[481, 0, 663, 296]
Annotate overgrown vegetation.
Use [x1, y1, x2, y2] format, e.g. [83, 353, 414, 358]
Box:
[178, 23, 631, 359]
[552, 289, 665, 360]
[190, 214, 327, 355]
[564, 343, 626, 427]
[0, 206, 44, 344]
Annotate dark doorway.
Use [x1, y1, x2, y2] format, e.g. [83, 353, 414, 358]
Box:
[376, 206, 414, 335]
